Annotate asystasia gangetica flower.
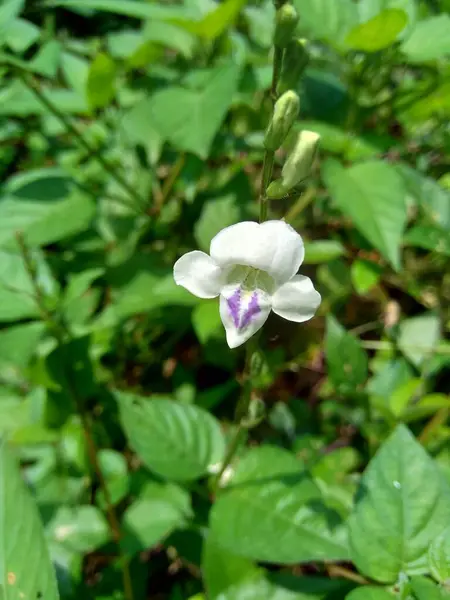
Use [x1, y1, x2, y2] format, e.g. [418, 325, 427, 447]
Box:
[173, 220, 321, 349]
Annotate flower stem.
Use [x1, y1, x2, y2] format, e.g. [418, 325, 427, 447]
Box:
[16, 233, 135, 600]
[259, 46, 283, 223]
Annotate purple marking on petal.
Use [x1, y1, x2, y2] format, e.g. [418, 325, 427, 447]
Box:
[226, 288, 241, 328]
[240, 292, 261, 329]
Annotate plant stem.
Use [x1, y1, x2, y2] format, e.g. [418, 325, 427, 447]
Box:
[16, 233, 134, 600]
[259, 46, 283, 222]
[325, 564, 369, 585]
[285, 186, 316, 223]
[16, 70, 146, 215]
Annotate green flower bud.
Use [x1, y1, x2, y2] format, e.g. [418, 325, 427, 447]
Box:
[277, 38, 309, 95]
[281, 130, 320, 189]
[264, 90, 300, 151]
[266, 179, 289, 199]
[274, 3, 299, 48]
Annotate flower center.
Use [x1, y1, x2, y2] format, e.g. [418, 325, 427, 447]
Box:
[223, 266, 274, 332]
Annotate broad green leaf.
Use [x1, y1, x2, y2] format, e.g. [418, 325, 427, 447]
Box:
[405, 225, 450, 257]
[172, 0, 246, 41]
[210, 446, 349, 564]
[346, 588, 394, 600]
[116, 391, 225, 481]
[349, 425, 450, 582]
[0, 249, 57, 322]
[0, 0, 24, 44]
[147, 63, 240, 158]
[351, 259, 382, 294]
[47, 505, 110, 554]
[323, 159, 407, 269]
[428, 527, 450, 584]
[398, 313, 440, 368]
[96, 449, 128, 508]
[86, 52, 117, 110]
[346, 9, 407, 52]
[192, 301, 223, 344]
[4, 18, 40, 53]
[303, 240, 346, 264]
[0, 80, 87, 116]
[358, 0, 417, 35]
[194, 195, 241, 251]
[410, 576, 449, 600]
[0, 322, 45, 371]
[121, 481, 192, 555]
[401, 15, 450, 62]
[0, 169, 94, 248]
[45, 0, 190, 20]
[30, 40, 61, 77]
[325, 315, 368, 392]
[292, 0, 358, 46]
[0, 439, 59, 600]
[142, 20, 196, 58]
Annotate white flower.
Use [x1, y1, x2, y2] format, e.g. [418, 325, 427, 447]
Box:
[173, 220, 321, 349]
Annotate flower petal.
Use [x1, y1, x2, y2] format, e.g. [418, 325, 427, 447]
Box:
[219, 287, 271, 349]
[271, 275, 321, 322]
[210, 220, 304, 284]
[173, 251, 223, 299]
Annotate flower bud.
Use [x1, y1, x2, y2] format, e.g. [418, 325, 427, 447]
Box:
[264, 90, 300, 151]
[266, 179, 289, 199]
[277, 38, 309, 95]
[273, 3, 299, 48]
[281, 130, 320, 189]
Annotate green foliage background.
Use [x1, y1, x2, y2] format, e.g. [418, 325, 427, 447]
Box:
[0, 0, 450, 599]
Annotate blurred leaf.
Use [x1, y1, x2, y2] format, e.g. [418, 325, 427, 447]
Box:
[122, 481, 192, 555]
[192, 301, 222, 344]
[349, 425, 450, 582]
[398, 313, 440, 368]
[346, 9, 407, 52]
[86, 52, 117, 110]
[345, 588, 394, 600]
[401, 15, 450, 62]
[116, 391, 225, 481]
[405, 225, 450, 256]
[303, 240, 346, 264]
[351, 259, 382, 294]
[194, 195, 241, 251]
[46, 0, 190, 19]
[402, 394, 450, 423]
[292, 0, 357, 47]
[358, 0, 417, 31]
[148, 63, 240, 158]
[325, 316, 369, 392]
[4, 18, 40, 53]
[0, 321, 45, 371]
[172, 0, 246, 41]
[47, 505, 110, 553]
[142, 20, 196, 58]
[96, 449, 129, 507]
[428, 526, 450, 584]
[410, 576, 449, 600]
[0, 439, 59, 600]
[0, 169, 94, 248]
[30, 40, 61, 77]
[0, 248, 57, 322]
[210, 446, 349, 564]
[0, 0, 24, 44]
[323, 159, 407, 269]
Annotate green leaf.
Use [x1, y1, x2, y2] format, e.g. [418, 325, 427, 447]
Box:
[0, 0, 24, 44]
[116, 391, 225, 481]
[0, 321, 45, 371]
[47, 505, 110, 554]
[121, 481, 192, 555]
[147, 63, 240, 158]
[0, 248, 57, 322]
[194, 195, 241, 251]
[192, 301, 222, 344]
[323, 159, 407, 269]
[172, 0, 246, 41]
[405, 225, 450, 257]
[45, 0, 190, 20]
[303, 240, 346, 264]
[346, 9, 407, 52]
[398, 313, 441, 368]
[349, 425, 450, 583]
[358, 0, 417, 31]
[428, 527, 450, 584]
[292, 0, 358, 47]
[346, 587, 395, 600]
[210, 446, 349, 564]
[401, 15, 450, 62]
[4, 18, 40, 53]
[410, 576, 449, 600]
[86, 52, 117, 109]
[325, 315, 368, 392]
[0, 169, 94, 248]
[351, 259, 382, 294]
[96, 449, 129, 508]
[0, 439, 59, 600]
